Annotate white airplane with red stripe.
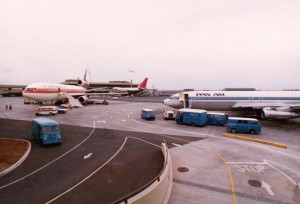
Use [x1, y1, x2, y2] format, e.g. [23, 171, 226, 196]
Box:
[22, 70, 148, 106]
[22, 82, 87, 103]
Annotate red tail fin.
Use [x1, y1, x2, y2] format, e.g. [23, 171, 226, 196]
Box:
[138, 78, 148, 89]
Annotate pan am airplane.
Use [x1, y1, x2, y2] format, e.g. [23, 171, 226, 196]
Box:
[163, 90, 300, 119]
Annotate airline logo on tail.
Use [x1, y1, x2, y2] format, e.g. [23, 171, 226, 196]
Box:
[138, 78, 148, 90]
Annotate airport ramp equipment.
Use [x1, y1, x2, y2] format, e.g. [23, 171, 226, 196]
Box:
[61, 92, 83, 108]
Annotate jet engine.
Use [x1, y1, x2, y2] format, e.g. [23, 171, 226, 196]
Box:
[261, 107, 300, 119]
[77, 79, 89, 88]
[78, 96, 89, 104]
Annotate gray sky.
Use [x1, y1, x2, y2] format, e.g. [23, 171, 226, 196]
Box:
[1, 0, 300, 90]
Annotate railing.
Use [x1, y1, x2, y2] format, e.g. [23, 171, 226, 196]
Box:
[112, 141, 173, 204]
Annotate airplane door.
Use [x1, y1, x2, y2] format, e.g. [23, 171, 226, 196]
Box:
[179, 92, 190, 108]
[184, 94, 189, 108]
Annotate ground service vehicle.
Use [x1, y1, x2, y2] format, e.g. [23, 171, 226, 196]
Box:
[56, 107, 68, 114]
[32, 118, 62, 145]
[207, 112, 228, 126]
[175, 109, 207, 126]
[163, 110, 175, 120]
[141, 109, 156, 120]
[35, 106, 58, 116]
[226, 117, 261, 134]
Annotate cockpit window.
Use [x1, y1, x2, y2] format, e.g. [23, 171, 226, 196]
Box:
[26, 88, 37, 91]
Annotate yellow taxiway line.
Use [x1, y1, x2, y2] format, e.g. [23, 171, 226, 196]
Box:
[223, 133, 288, 149]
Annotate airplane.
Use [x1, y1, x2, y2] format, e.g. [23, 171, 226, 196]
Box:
[112, 78, 148, 96]
[22, 70, 122, 107]
[163, 90, 300, 119]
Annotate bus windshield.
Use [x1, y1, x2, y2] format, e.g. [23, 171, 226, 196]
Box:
[42, 126, 59, 133]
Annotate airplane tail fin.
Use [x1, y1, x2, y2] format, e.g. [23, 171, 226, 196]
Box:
[78, 68, 89, 88]
[138, 78, 148, 89]
[83, 68, 87, 81]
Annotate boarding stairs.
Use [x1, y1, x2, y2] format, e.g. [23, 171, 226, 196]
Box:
[60, 92, 83, 108]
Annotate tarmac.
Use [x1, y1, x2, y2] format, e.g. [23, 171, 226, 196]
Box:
[1, 96, 300, 203]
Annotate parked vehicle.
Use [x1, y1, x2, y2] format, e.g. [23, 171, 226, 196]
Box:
[61, 103, 80, 108]
[226, 117, 261, 134]
[35, 106, 58, 116]
[163, 110, 175, 120]
[141, 109, 156, 120]
[56, 107, 68, 114]
[207, 112, 228, 126]
[32, 118, 62, 145]
[175, 109, 207, 126]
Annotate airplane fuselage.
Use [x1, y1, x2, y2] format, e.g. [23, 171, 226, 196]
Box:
[22, 83, 86, 102]
[163, 91, 300, 110]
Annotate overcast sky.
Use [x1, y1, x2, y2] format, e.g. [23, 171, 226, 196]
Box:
[1, 0, 300, 90]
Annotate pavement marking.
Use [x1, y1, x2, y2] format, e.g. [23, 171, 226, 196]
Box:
[172, 143, 182, 147]
[84, 153, 93, 160]
[223, 133, 288, 148]
[264, 160, 298, 186]
[201, 145, 236, 204]
[45, 136, 129, 204]
[261, 181, 275, 195]
[113, 120, 190, 143]
[0, 121, 96, 190]
[123, 116, 300, 161]
[131, 119, 208, 137]
[228, 160, 299, 186]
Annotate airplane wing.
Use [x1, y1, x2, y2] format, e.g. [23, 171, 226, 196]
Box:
[290, 104, 300, 111]
[85, 92, 122, 97]
[232, 102, 300, 112]
[232, 102, 290, 110]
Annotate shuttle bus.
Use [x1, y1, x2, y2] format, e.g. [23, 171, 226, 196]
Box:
[32, 118, 62, 145]
[226, 117, 261, 134]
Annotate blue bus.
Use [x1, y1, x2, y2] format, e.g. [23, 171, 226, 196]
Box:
[226, 117, 261, 134]
[175, 109, 207, 127]
[141, 109, 156, 120]
[32, 118, 62, 145]
[207, 112, 228, 126]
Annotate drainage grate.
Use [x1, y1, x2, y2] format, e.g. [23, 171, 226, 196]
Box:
[248, 180, 262, 188]
[177, 167, 189, 173]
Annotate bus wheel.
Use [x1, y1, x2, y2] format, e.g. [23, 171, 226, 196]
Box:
[250, 130, 255, 134]
[49, 113, 53, 116]
[231, 129, 236, 133]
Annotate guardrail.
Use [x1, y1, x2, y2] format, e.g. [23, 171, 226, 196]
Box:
[113, 141, 173, 204]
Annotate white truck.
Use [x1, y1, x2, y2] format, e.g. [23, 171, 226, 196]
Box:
[163, 110, 175, 120]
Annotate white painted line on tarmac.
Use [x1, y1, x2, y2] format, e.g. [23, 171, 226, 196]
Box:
[264, 160, 300, 174]
[261, 181, 275, 195]
[84, 153, 93, 160]
[172, 143, 182, 147]
[131, 119, 208, 137]
[264, 159, 298, 186]
[0, 121, 97, 190]
[227, 162, 268, 165]
[45, 137, 129, 204]
[130, 118, 300, 161]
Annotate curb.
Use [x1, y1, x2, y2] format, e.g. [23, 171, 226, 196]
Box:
[0, 139, 31, 177]
[223, 133, 288, 149]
